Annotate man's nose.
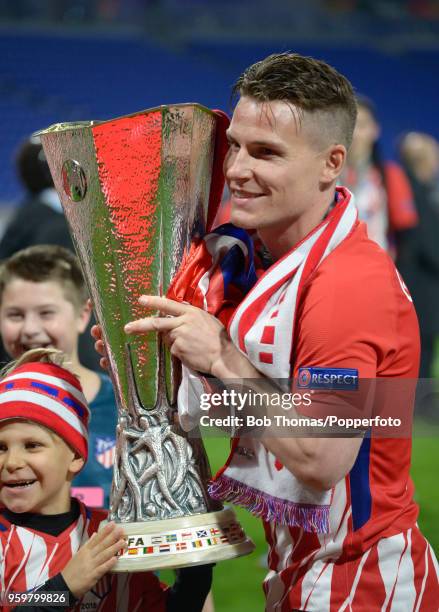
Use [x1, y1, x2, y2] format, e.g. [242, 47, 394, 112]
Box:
[225, 148, 253, 182]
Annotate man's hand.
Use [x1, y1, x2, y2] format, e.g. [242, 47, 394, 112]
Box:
[91, 295, 259, 379]
[125, 296, 227, 375]
[61, 522, 126, 598]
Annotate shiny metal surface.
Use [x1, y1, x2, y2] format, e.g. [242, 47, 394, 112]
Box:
[62, 159, 87, 201]
[39, 104, 219, 522]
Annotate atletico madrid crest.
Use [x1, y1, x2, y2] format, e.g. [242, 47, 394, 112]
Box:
[95, 437, 116, 469]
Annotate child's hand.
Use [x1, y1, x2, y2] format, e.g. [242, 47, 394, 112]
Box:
[61, 522, 126, 598]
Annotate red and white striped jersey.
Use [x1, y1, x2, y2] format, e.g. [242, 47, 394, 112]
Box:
[264, 480, 439, 611]
[263, 223, 439, 610]
[0, 502, 166, 611]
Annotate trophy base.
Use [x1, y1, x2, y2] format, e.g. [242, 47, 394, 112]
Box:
[110, 508, 255, 572]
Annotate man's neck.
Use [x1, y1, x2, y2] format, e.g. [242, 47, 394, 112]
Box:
[259, 190, 336, 260]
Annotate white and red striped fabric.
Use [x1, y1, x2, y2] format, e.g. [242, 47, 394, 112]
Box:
[172, 185, 439, 608]
[209, 188, 357, 532]
[0, 502, 166, 611]
[0, 362, 90, 461]
[254, 197, 439, 609]
[263, 478, 439, 611]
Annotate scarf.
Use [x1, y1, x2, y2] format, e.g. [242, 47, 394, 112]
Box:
[172, 187, 357, 533]
[169, 223, 255, 431]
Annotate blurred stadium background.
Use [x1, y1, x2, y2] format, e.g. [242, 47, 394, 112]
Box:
[1, 2, 438, 610]
[1, 0, 439, 205]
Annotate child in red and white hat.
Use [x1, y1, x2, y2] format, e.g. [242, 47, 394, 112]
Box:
[0, 349, 212, 611]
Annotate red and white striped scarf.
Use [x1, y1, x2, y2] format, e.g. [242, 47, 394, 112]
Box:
[176, 187, 357, 532]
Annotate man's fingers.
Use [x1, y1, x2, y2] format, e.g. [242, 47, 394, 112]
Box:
[125, 315, 182, 334]
[90, 324, 102, 340]
[126, 293, 186, 335]
[138, 295, 190, 316]
[94, 338, 106, 356]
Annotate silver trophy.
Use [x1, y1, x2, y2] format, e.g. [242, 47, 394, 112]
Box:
[37, 104, 254, 571]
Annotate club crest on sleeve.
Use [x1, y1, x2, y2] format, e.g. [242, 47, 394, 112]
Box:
[298, 367, 359, 390]
[95, 437, 116, 469]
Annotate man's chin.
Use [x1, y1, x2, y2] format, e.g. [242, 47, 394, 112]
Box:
[229, 215, 257, 232]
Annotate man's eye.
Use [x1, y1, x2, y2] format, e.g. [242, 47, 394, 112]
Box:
[0, 444, 7, 452]
[40, 311, 55, 317]
[6, 313, 23, 321]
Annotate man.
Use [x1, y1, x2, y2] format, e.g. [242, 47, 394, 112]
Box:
[340, 95, 417, 256]
[98, 53, 438, 610]
[0, 137, 74, 257]
[0, 137, 100, 371]
[398, 132, 439, 381]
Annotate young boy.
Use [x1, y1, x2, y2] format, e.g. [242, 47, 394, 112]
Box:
[0, 349, 212, 611]
[0, 245, 116, 509]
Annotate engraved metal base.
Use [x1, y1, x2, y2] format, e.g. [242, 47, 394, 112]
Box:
[109, 508, 255, 572]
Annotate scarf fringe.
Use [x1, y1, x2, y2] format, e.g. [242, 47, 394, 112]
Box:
[208, 474, 330, 533]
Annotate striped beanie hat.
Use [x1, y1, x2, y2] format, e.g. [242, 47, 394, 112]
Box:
[0, 361, 90, 460]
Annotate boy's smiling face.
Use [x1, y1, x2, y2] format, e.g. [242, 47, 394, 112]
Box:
[0, 420, 84, 514]
[0, 278, 90, 361]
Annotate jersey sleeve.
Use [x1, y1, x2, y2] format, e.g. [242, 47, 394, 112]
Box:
[293, 264, 385, 378]
[292, 244, 397, 421]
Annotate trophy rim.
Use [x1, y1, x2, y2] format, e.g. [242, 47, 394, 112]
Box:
[108, 507, 256, 573]
[33, 102, 218, 137]
[111, 507, 239, 533]
[112, 537, 255, 573]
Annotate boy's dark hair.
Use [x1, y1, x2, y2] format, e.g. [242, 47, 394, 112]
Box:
[0, 245, 88, 309]
[233, 52, 357, 148]
[16, 138, 54, 195]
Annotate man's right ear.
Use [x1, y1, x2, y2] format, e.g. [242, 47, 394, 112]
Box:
[320, 143, 347, 185]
